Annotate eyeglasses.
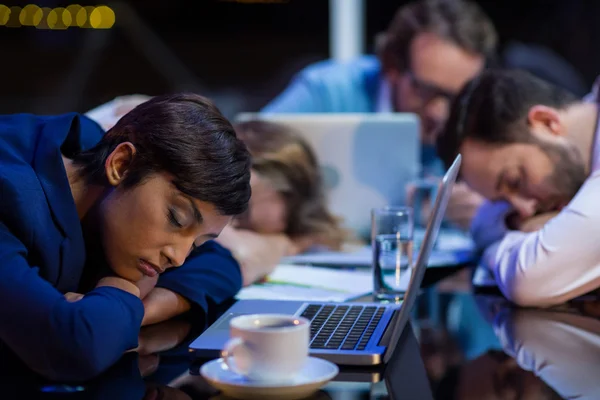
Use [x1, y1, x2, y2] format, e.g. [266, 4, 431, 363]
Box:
[406, 72, 457, 107]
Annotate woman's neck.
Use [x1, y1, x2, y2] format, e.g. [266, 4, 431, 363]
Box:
[63, 156, 113, 291]
[62, 156, 105, 220]
[78, 203, 112, 293]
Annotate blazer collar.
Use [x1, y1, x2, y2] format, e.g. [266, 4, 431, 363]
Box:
[32, 113, 86, 244]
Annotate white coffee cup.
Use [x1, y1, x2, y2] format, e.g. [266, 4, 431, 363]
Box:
[221, 314, 310, 382]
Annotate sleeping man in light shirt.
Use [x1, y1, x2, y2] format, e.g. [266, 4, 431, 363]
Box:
[436, 69, 600, 307]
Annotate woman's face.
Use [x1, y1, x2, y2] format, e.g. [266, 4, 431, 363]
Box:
[99, 144, 231, 282]
[234, 171, 288, 234]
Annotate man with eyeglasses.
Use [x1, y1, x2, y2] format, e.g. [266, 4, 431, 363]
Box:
[437, 69, 600, 307]
[262, 0, 497, 228]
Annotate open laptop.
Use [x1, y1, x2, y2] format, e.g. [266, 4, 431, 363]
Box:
[190, 155, 461, 366]
[235, 113, 420, 239]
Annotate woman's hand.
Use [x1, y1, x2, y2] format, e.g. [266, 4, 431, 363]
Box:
[136, 275, 159, 299]
[96, 276, 142, 298]
[235, 231, 299, 286]
[217, 225, 299, 286]
[67, 274, 157, 303]
[141, 288, 191, 326]
[80, 272, 188, 327]
[64, 292, 84, 302]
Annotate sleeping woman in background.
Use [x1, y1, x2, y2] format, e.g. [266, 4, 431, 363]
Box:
[87, 98, 347, 286]
[221, 120, 347, 284]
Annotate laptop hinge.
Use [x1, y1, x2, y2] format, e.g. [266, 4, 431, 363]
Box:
[377, 309, 399, 347]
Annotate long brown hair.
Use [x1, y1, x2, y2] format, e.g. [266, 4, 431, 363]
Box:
[234, 120, 346, 250]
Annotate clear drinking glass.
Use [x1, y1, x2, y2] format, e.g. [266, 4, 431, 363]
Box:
[372, 206, 414, 302]
[406, 178, 438, 229]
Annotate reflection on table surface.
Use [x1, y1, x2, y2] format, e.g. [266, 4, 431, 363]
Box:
[2, 273, 600, 399]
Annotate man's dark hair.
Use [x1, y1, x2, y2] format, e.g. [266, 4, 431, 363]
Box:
[437, 69, 579, 169]
[73, 93, 251, 216]
[378, 0, 497, 73]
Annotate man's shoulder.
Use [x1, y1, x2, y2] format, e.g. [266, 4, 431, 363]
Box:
[299, 55, 382, 85]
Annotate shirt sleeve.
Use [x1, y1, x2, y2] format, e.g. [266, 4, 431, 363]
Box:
[261, 70, 327, 113]
[0, 221, 144, 381]
[155, 241, 242, 313]
[486, 171, 600, 306]
[470, 200, 513, 252]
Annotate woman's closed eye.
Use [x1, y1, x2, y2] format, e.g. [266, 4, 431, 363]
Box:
[167, 208, 183, 228]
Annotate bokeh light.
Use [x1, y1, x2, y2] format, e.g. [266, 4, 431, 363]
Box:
[90, 5, 115, 29]
[6, 6, 21, 27]
[0, 5, 10, 26]
[47, 7, 69, 29]
[34, 7, 51, 29]
[80, 6, 95, 28]
[65, 4, 82, 27]
[60, 7, 72, 27]
[75, 6, 87, 27]
[19, 4, 42, 26]
[0, 4, 115, 30]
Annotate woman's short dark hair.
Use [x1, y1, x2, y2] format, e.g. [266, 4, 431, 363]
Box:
[73, 93, 251, 216]
[378, 0, 497, 73]
[437, 69, 578, 169]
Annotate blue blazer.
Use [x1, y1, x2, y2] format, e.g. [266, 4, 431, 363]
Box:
[262, 55, 443, 176]
[0, 113, 241, 381]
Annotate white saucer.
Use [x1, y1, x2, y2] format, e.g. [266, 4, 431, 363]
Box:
[200, 357, 339, 400]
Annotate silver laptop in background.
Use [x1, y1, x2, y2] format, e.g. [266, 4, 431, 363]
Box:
[189, 155, 461, 366]
[235, 113, 420, 239]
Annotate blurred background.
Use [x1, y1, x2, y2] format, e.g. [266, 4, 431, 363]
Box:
[1, 0, 598, 119]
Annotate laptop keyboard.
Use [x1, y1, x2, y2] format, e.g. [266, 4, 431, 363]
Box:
[300, 304, 386, 351]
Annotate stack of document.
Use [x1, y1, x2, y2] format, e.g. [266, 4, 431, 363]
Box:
[236, 264, 375, 302]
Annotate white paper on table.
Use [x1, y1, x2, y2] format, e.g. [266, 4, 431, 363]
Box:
[235, 284, 353, 302]
[235, 264, 374, 302]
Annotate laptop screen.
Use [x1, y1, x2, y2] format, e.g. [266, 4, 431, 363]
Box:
[381, 155, 461, 363]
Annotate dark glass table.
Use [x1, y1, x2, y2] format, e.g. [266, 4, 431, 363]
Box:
[2, 273, 599, 399]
